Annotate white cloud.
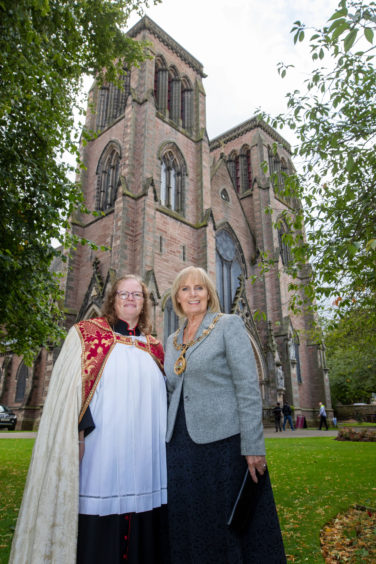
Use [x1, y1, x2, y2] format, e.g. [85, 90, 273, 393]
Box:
[125, 0, 339, 140]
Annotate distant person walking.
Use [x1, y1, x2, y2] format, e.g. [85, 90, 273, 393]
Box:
[319, 402, 329, 430]
[272, 402, 283, 432]
[282, 402, 294, 431]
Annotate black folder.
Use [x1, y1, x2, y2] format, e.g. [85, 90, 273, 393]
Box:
[227, 468, 266, 533]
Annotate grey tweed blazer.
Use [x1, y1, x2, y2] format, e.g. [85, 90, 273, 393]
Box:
[165, 312, 265, 455]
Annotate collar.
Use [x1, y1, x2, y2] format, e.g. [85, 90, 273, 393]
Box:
[114, 319, 141, 336]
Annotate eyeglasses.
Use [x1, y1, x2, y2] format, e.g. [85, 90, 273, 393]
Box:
[116, 291, 144, 300]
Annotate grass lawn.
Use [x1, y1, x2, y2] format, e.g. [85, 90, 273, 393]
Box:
[0, 437, 375, 563]
[266, 437, 376, 562]
[0, 440, 34, 564]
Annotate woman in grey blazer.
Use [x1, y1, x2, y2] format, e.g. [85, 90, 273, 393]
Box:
[165, 266, 285, 563]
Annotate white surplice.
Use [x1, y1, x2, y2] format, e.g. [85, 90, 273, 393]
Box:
[9, 328, 167, 564]
[79, 337, 167, 515]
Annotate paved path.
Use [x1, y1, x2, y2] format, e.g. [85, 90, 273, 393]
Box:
[1, 429, 339, 439]
[264, 428, 338, 438]
[0, 432, 37, 438]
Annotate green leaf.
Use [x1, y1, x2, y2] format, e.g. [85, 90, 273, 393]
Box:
[328, 8, 348, 21]
[331, 21, 350, 41]
[364, 27, 374, 43]
[343, 29, 358, 51]
[346, 154, 355, 171]
[365, 239, 376, 251]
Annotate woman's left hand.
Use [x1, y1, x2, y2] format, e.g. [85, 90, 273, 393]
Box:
[245, 454, 267, 484]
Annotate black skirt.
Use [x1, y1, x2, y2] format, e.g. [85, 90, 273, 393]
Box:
[77, 506, 170, 564]
[167, 400, 286, 564]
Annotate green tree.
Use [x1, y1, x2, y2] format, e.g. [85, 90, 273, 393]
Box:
[267, 0, 376, 318]
[323, 307, 376, 405]
[0, 0, 157, 362]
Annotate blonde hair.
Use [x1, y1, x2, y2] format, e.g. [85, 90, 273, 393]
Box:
[102, 274, 152, 334]
[171, 266, 221, 317]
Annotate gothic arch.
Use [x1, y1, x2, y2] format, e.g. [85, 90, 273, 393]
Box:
[227, 150, 239, 192]
[95, 141, 122, 211]
[277, 217, 292, 266]
[168, 66, 181, 124]
[154, 55, 168, 112]
[95, 70, 130, 131]
[84, 305, 102, 319]
[239, 144, 252, 193]
[215, 225, 247, 313]
[15, 362, 28, 403]
[181, 76, 193, 131]
[158, 142, 187, 214]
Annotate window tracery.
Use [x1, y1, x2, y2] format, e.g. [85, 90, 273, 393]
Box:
[96, 71, 130, 131]
[168, 66, 181, 125]
[227, 151, 240, 192]
[154, 56, 168, 113]
[181, 77, 193, 131]
[15, 362, 28, 402]
[216, 229, 244, 313]
[96, 143, 121, 211]
[240, 146, 252, 192]
[154, 57, 194, 133]
[277, 221, 292, 266]
[159, 146, 186, 214]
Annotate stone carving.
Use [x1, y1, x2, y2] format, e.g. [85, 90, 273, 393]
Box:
[276, 364, 285, 389]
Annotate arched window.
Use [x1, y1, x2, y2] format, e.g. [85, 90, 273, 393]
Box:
[168, 67, 181, 125]
[96, 143, 121, 211]
[15, 362, 28, 402]
[216, 229, 244, 313]
[96, 86, 109, 131]
[154, 56, 168, 113]
[269, 146, 284, 192]
[240, 146, 252, 192]
[96, 71, 130, 131]
[227, 151, 240, 192]
[279, 158, 290, 193]
[278, 221, 292, 266]
[181, 77, 193, 131]
[163, 297, 179, 347]
[159, 146, 186, 214]
[273, 154, 281, 182]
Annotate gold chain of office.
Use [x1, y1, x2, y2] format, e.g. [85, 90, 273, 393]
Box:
[172, 313, 223, 375]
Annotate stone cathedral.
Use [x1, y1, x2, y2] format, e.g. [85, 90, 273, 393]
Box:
[0, 16, 331, 429]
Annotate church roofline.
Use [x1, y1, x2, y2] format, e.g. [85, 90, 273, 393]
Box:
[128, 16, 206, 77]
[209, 116, 291, 153]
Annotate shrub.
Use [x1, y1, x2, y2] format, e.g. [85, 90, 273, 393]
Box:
[336, 427, 376, 442]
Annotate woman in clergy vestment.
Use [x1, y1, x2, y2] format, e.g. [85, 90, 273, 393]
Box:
[164, 266, 286, 563]
[10, 275, 169, 564]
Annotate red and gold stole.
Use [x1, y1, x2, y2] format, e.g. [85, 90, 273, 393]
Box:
[75, 317, 164, 423]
